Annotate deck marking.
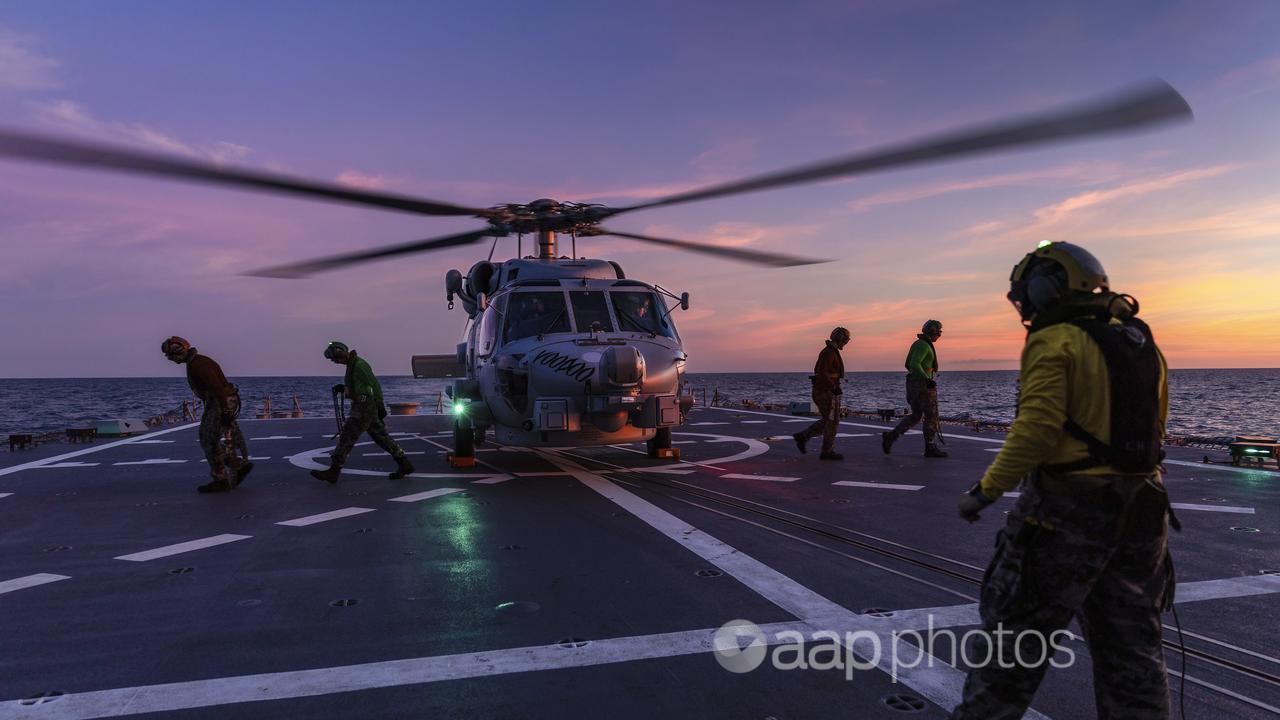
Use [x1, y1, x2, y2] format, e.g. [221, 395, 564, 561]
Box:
[722, 473, 797, 483]
[0, 421, 198, 477]
[1163, 459, 1278, 476]
[0, 492, 12, 499]
[471, 475, 515, 484]
[361, 451, 426, 456]
[277, 508, 376, 527]
[834, 480, 925, 491]
[5, 569, 1272, 718]
[705, 406, 1009, 443]
[0, 573, 70, 596]
[739, 420, 767, 424]
[1169, 503, 1255, 514]
[511, 471, 569, 477]
[130, 440, 175, 444]
[835, 433, 873, 438]
[544, 451, 1049, 718]
[388, 488, 464, 503]
[250, 435, 302, 441]
[689, 421, 729, 426]
[112, 459, 187, 466]
[115, 534, 251, 562]
[34, 462, 101, 468]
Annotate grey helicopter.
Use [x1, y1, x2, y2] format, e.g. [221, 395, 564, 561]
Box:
[0, 82, 1190, 466]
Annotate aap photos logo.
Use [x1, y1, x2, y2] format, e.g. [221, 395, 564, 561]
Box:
[712, 619, 768, 673]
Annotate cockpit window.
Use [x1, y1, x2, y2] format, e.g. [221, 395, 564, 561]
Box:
[611, 290, 676, 338]
[569, 291, 615, 332]
[504, 291, 569, 342]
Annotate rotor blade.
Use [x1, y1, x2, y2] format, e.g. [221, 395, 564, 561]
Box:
[0, 128, 492, 218]
[246, 229, 494, 278]
[595, 228, 828, 268]
[608, 80, 1191, 216]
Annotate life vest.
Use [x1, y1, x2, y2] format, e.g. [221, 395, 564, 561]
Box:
[1038, 313, 1163, 474]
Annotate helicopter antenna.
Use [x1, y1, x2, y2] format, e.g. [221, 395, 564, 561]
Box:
[517, 233, 523, 258]
[572, 231, 577, 259]
[486, 234, 500, 262]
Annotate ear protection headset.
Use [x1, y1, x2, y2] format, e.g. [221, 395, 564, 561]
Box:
[161, 336, 190, 359]
[830, 327, 851, 344]
[324, 341, 349, 360]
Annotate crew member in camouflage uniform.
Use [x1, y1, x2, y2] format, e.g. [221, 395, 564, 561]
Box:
[311, 341, 414, 483]
[882, 319, 948, 457]
[952, 243, 1174, 720]
[793, 327, 850, 460]
[162, 336, 253, 493]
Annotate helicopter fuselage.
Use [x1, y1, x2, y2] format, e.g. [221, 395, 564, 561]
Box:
[440, 256, 691, 448]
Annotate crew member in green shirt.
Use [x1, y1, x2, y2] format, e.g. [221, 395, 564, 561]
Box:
[311, 341, 414, 483]
[881, 319, 948, 458]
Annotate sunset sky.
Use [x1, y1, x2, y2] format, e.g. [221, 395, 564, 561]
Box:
[1, 1, 1277, 377]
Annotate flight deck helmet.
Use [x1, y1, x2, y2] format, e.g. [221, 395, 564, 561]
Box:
[323, 340, 349, 361]
[829, 326, 851, 348]
[1007, 242, 1109, 322]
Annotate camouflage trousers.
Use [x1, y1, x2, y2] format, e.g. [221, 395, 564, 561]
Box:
[797, 389, 840, 453]
[198, 399, 247, 479]
[950, 472, 1174, 720]
[887, 376, 941, 448]
[328, 400, 406, 468]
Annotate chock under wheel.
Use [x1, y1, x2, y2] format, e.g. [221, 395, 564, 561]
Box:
[447, 453, 476, 468]
[655, 448, 681, 460]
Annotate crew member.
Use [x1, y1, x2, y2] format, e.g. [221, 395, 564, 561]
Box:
[951, 242, 1174, 719]
[161, 336, 252, 493]
[312, 341, 414, 483]
[882, 319, 948, 458]
[793, 327, 850, 460]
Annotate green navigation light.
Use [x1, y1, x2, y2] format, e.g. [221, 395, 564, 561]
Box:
[453, 402, 466, 415]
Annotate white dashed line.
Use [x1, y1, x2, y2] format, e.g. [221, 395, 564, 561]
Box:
[34, 462, 100, 468]
[131, 440, 175, 444]
[0, 573, 70, 596]
[251, 435, 302, 441]
[115, 534, 252, 562]
[739, 420, 767, 424]
[833, 480, 925, 491]
[388, 488, 465, 503]
[0, 492, 12, 500]
[277, 508, 376, 527]
[1170, 503, 1255, 514]
[113, 459, 188, 466]
[722, 473, 797, 483]
[472, 475, 516, 484]
[689, 422, 729, 426]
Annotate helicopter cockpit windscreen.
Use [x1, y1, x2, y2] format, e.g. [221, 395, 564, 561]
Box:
[569, 291, 615, 333]
[504, 291, 570, 342]
[611, 290, 677, 339]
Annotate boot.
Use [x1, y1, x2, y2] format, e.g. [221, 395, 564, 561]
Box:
[389, 455, 415, 479]
[881, 431, 896, 455]
[819, 451, 844, 461]
[793, 432, 808, 454]
[311, 465, 341, 484]
[233, 461, 254, 486]
[924, 445, 949, 458]
[197, 478, 232, 494]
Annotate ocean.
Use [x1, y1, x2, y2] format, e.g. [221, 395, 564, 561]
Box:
[0, 370, 1276, 442]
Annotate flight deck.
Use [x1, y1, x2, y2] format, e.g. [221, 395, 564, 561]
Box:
[1, 407, 1277, 719]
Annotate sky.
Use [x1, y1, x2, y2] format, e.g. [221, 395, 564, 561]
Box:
[0, 0, 1278, 377]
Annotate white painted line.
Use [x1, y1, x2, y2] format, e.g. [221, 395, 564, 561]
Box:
[689, 421, 729, 426]
[835, 433, 873, 438]
[0, 573, 70, 596]
[512, 471, 569, 477]
[0, 421, 198, 477]
[672, 441, 697, 445]
[8, 567, 1271, 718]
[1164, 459, 1278, 476]
[113, 459, 188, 466]
[783, 418, 811, 422]
[1175, 574, 1280, 603]
[115, 534, 251, 562]
[277, 508, 376, 527]
[1171, 503, 1255, 514]
[740, 420, 767, 424]
[362, 451, 427, 456]
[131, 439, 175, 444]
[250, 435, 302, 441]
[34, 462, 100, 468]
[248, 456, 271, 461]
[472, 475, 515, 484]
[0, 493, 12, 499]
[834, 480, 925, 491]
[722, 473, 797, 483]
[706, 406, 1009, 443]
[388, 488, 464, 503]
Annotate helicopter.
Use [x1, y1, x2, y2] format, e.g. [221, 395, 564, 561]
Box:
[0, 82, 1190, 466]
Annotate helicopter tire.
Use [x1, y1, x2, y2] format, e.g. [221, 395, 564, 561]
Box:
[646, 427, 673, 459]
[453, 420, 475, 458]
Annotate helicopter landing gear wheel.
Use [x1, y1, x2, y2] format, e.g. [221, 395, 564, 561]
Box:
[448, 418, 476, 468]
[646, 427, 680, 460]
